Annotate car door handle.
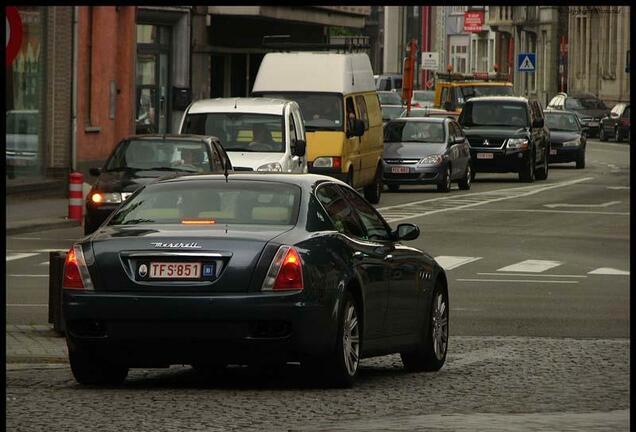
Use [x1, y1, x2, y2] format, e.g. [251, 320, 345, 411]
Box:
[384, 254, 394, 262]
[353, 251, 367, 260]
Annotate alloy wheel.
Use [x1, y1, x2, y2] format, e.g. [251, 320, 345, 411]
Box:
[431, 292, 448, 361]
[342, 302, 360, 376]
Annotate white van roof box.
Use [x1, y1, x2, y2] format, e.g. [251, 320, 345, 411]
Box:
[253, 52, 376, 95]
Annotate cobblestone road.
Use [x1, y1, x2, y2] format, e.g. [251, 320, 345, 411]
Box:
[7, 337, 629, 431]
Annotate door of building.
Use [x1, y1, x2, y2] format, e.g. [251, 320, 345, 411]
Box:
[136, 24, 171, 134]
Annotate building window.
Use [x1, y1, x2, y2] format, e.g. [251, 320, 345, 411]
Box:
[6, 6, 45, 181]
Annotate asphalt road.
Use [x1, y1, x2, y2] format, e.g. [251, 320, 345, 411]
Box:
[6, 138, 630, 431]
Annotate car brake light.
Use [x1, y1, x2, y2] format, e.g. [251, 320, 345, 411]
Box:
[181, 219, 216, 225]
[63, 245, 94, 290]
[262, 246, 303, 291]
[332, 157, 341, 170]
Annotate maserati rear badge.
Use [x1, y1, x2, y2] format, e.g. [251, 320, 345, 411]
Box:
[138, 264, 148, 277]
[150, 242, 202, 249]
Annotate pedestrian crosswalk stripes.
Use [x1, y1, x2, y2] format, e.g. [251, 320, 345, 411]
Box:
[434, 256, 481, 270]
[497, 260, 562, 273]
[6, 253, 39, 262]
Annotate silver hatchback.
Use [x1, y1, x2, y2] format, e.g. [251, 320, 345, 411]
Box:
[382, 117, 473, 193]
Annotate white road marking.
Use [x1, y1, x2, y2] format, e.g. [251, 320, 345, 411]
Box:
[588, 267, 629, 275]
[544, 201, 620, 209]
[497, 260, 562, 273]
[34, 249, 69, 253]
[39, 261, 49, 266]
[478, 272, 586, 278]
[6, 253, 39, 262]
[379, 177, 593, 223]
[456, 278, 578, 284]
[434, 256, 482, 270]
[7, 274, 48, 278]
[6, 304, 48, 307]
[447, 208, 629, 216]
[606, 186, 629, 190]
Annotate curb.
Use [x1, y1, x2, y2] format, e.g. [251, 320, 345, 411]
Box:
[6, 356, 68, 364]
[6, 219, 81, 235]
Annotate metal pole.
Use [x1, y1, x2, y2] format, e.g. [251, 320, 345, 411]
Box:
[72, 6, 78, 170]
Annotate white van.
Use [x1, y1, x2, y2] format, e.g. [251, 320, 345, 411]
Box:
[179, 98, 307, 173]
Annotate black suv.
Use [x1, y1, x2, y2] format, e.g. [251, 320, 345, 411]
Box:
[458, 96, 550, 183]
[547, 93, 610, 137]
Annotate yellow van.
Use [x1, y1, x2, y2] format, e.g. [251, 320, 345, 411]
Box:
[252, 52, 384, 203]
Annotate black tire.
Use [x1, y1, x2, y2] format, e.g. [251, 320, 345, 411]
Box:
[470, 169, 476, 182]
[364, 164, 382, 204]
[615, 127, 622, 142]
[387, 184, 400, 192]
[519, 151, 535, 183]
[599, 126, 608, 141]
[457, 163, 471, 190]
[191, 362, 227, 377]
[437, 165, 451, 193]
[575, 149, 586, 169]
[69, 344, 128, 386]
[401, 281, 449, 372]
[345, 169, 354, 188]
[535, 148, 549, 181]
[321, 290, 361, 388]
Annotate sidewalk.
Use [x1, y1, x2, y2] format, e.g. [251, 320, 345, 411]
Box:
[6, 325, 68, 364]
[5, 183, 91, 235]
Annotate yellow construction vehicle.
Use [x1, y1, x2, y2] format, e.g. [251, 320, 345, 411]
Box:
[433, 67, 513, 113]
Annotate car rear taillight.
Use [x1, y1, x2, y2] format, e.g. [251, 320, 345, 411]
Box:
[63, 245, 94, 290]
[262, 246, 303, 291]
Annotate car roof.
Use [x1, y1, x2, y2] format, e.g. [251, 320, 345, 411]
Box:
[124, 134, 217, 143]
[186, 97, 291, 115]
[389, 116, 448, 123]
[465, 96, 529, 103]
[154, 173, 349, 189]
[544, 109, 578, 116]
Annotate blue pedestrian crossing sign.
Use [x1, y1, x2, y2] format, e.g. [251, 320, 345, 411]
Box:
[517, 53, 536, 72]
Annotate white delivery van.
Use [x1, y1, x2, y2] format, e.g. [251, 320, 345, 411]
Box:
[179, 98, 307, 173]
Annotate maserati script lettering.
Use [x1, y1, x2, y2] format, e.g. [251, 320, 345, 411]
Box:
[151, 242, 202, 249]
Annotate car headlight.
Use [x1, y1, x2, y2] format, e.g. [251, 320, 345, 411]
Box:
[562, 139, 581, 147]
[257, 162, 283, 172]
[90, 192, 122, 205]
[419, 155, 443, 165]
[506, 138, 529, 150]
[312, 157, 342, 169]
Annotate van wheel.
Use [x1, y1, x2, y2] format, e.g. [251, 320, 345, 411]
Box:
[345, 169, 354, 187]
[364, 164, 382, 204]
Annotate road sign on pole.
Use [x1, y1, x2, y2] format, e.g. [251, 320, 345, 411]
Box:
[421, 52, 439, 70]
[517, 53, 536, 72]
[6, 6, 23, 67]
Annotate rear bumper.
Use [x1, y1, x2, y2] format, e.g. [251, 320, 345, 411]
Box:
[382, 163, 443, 185]
[63, 290, 337, 366]
[549, 146, 581, 163]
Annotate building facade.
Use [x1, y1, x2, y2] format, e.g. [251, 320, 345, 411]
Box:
[567, 6, 630, 105]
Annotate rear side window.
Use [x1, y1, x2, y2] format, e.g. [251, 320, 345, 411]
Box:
[315, 184, 365, 239]
[108, 181, 301, 226]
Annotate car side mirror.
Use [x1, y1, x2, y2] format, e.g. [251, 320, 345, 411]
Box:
[89, 167, 101, 177]
[394, 223, 420, 241]
[532, 118, 544, 128]
[292, 139, 306, 157]
[348, 119, 365, 138]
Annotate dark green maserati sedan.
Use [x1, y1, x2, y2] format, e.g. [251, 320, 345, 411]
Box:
[62, 173, 449, 387]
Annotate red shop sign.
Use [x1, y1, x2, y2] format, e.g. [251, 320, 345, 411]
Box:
[6, 6, 24, 67]
[464, 11, 484, 33]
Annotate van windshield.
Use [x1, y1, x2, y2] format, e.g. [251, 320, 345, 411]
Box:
[181, 113, 284, 152]
[257, 92, 344, 131]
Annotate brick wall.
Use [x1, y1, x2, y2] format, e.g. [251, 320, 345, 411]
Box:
[45, 6, 73, 177]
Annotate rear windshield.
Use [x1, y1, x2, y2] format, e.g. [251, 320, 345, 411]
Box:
[378, 92, 402, 105]
[544, 113, 580, 132]
[108, 180, 301, 226]
[256, 92, 343, 131]
[460, 101, 529, 128]
[105, 139, 213, 174]
[381, 106, 405, 121]
[459, 85, 514, 102]
[565, 98, 607, 110]
[384, 121, 446, 143]
[182, 113, 284, 153]
[412, 91, 434, 102]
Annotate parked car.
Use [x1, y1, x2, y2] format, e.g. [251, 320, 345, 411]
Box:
[401, 107, 459, 120]
[382, 117, 472, 192]
[6, 109, 39, 168]
[63, 173, 449, 388]
[544, 109, 587, 169]
[599, 103, 630, 142]
[458, 96, 550, 182]
[84, 134, 232, 235]
[180, 98, 307, 173]
[411, 90, 435, 108]
[375, 73, 402, 92]
[378, 91, 403, 106]
[381, 104, 405, 124]
[547, 92, 610, 137]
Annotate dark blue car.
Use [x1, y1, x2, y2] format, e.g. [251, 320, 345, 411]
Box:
[63, 174, 449, 387]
